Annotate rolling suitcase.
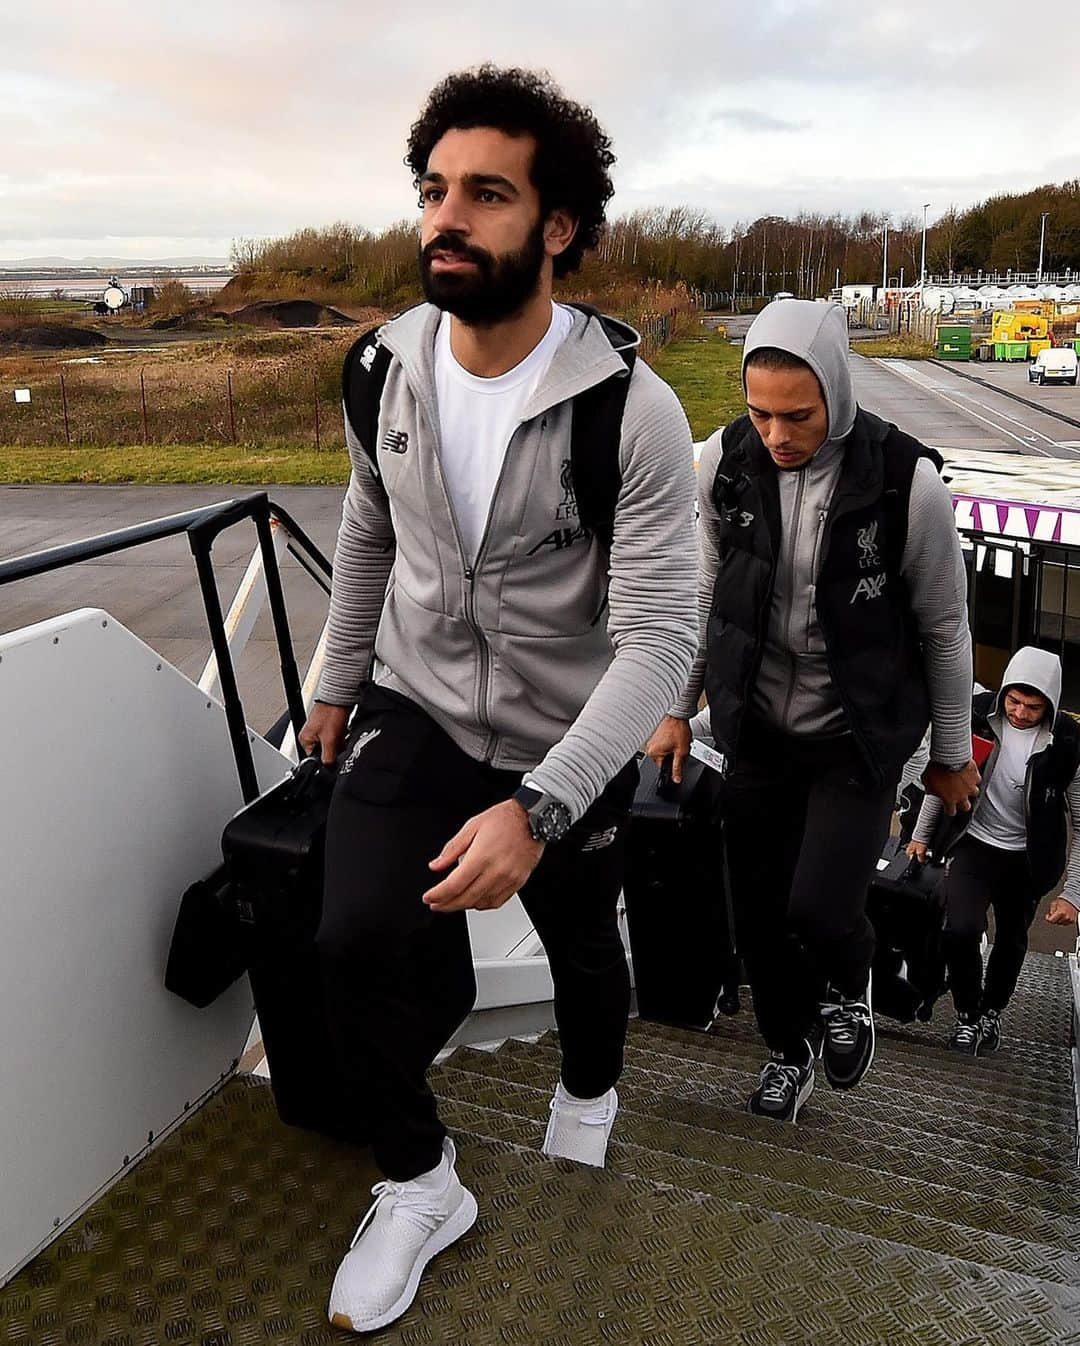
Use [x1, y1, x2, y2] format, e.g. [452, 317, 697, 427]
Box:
[219, 756, 360, 1142]
[623, 754, 738, 1030]
[163, 501, 365, 1144]
[867, 835, 948, 1022]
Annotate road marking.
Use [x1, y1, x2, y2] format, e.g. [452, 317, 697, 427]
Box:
[876, 359, 1079, 457]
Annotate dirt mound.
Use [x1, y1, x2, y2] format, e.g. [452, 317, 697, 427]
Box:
[0, 323, 110, 350]
[224, 299, 357, 329]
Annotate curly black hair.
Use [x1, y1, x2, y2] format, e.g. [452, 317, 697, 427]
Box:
[406, 65, 615, 278]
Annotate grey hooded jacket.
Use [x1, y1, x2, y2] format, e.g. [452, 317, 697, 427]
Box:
[315, 303, 698, 821]
[672, 299, 972, 768]
[913, 646, 1080, 907]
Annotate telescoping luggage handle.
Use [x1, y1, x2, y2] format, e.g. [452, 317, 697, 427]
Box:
[187, 495, 309, 806]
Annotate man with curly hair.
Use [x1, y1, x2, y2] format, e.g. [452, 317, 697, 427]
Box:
[299, 65, 697, 1333]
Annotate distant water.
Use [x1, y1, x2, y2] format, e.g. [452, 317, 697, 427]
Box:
[0, 269, 233, 300]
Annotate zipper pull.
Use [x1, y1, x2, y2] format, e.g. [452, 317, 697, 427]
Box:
[463, 565, 475, 583]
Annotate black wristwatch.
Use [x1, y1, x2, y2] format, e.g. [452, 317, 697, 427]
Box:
[513, 785, 572, 843]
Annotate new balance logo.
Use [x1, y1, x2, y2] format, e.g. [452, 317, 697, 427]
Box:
[339, 727, 381, 775]
[581, 825, 619, 852]
[851, 573, 887, 603]
[381, 429, 409, 455]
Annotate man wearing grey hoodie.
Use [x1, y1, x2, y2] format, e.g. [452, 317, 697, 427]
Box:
[908, 647, 1080, 1055]
[298, 67, 697, 1333]
[648, 299, 975, 1123]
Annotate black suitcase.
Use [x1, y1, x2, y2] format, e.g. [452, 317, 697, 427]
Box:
[623, 754, 738, 1030]
[867, 835, 949, 1023]
[218, 755, 360, 1141]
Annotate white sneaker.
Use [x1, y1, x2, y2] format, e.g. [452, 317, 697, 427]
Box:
[327, 1139, 477, 1334]
[542, 1082, 618, 1167]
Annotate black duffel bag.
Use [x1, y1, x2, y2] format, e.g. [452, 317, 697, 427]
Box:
[867, 835, 949, 1023]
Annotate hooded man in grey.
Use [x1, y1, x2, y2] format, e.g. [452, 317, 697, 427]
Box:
[648, 298, 974, 1122]
[298, 66, 697, 1334]
[909, 646, 1080, 1054]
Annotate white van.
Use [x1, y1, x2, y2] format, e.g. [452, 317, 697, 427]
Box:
[1028, 347, 1078, 386]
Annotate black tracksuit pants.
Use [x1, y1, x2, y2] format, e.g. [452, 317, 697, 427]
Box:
[722, 716, 897, 1058]
[316, 685, 636, 1182]
[943, 835, 1038, 1018]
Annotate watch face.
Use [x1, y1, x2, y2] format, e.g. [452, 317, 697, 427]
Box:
[537, 801, 571, 842]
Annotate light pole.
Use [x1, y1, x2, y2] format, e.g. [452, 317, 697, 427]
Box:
[920, 202, 930, 287]
[1038, 211, 1050, 282]
[882, 218, 889, 295]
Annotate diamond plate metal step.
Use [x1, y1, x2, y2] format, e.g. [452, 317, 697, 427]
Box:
[612, 1023, 1078, 1146]
[672, 1006, 1077, 1095]
[624, 1016, 1077, 1117]
[440, 1046, 1080, 1254]
[1, 949, 1077, 1345]
[455, 1036, 1080, 1191]
[433, 1076, 1080, 1288]
[3, 1074, 1080, 1346]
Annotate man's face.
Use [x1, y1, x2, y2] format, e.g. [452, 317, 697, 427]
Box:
[744, 364, 830, 470]
[1003, 686, 1049, 730]
[418, 126, 555, 325]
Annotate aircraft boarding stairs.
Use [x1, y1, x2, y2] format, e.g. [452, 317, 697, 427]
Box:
[1, 959, 1078, 1345]
[2, 496, 1080, 1345]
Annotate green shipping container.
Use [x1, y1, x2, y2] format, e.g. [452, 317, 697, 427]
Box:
[937, 324, 971, 360]
[994, 341, 1028, 361]
[937, 341, 970, 360]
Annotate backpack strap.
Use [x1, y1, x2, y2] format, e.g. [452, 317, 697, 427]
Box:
[565, 304, 636, 554]
[342, 325, 393, 489]
[342, 308, 635, 552]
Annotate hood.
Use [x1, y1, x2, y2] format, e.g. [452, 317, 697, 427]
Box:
[995, 646, 1062, 722]
[742, 299, 856, 442]
[377, 302, 638, 420]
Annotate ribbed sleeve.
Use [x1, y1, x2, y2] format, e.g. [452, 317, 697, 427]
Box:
[669, 429, 723, 719]
[902, 458, 973, 766]
[314, 413, 397, 707]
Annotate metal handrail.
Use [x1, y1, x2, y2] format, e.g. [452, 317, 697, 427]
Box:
[0, 495, 333, 590]
[0, 493, 335, 804]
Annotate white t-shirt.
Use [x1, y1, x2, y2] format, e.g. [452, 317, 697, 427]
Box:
[434, 302, 574, 562]
[968, 719, 1039, 851]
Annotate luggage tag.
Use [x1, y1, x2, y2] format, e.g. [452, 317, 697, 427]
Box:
[689, 739, 727, 775]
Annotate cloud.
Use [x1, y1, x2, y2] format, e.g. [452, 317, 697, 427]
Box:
[709, 109, 808, 133]
[1, 0, 1077, 258]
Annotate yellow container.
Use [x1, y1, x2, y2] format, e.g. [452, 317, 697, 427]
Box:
[991, 311, 1050, 342]
[1028, 338, 1052, 358]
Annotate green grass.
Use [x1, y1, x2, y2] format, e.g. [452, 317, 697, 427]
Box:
[0, 327, 745, 484]
[651, 330, 745, 440]
[851, 334, 935, 359]
[0, 443, 350, 485]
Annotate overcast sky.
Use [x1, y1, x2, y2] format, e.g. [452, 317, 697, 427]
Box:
[4, 0, 1078, 261]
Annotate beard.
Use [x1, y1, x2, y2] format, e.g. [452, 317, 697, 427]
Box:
[419, 218, 546, 326]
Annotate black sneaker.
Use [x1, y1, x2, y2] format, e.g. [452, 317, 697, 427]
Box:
[978, 1010, 1001, 1054]
[747, 1047, 815, 1123]
[949, 1015, 982, 1055]
[819, 976, 875, 1090]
